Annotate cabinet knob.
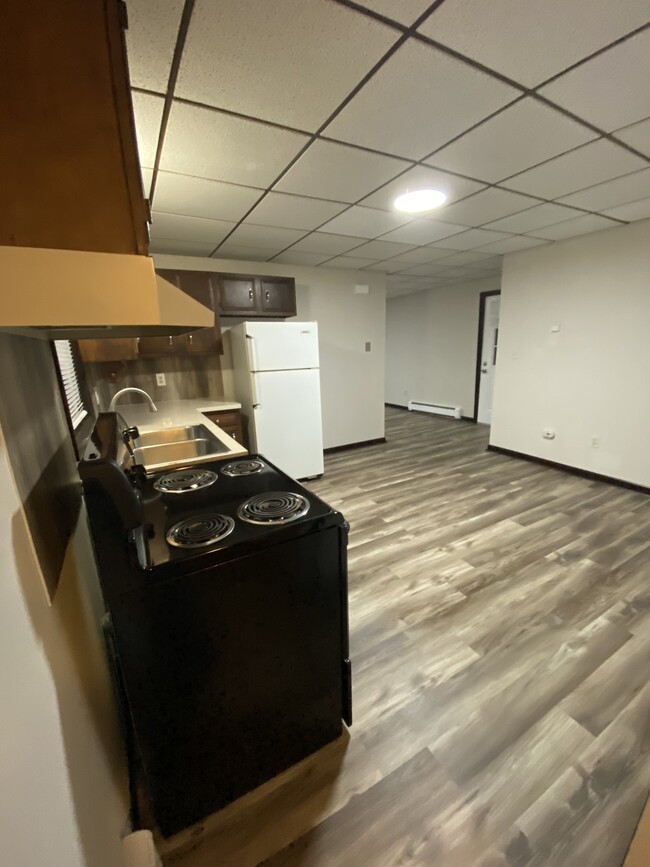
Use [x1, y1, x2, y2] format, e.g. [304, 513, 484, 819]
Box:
[188, 334, 193, 344]
[168, 335, 173, 346]
[248, 288, 253, 301]
[265, 289, 270, 301]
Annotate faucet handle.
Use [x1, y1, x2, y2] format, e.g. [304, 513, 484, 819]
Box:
[122, 426, 140, 443]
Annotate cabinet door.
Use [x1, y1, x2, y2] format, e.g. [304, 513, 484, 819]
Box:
[137, 334, 179, 356]
[77, 338, 139, 363]
[1, 0, 149, 254]
[259, 278, 296, 317]
[216, 276, 258, 316]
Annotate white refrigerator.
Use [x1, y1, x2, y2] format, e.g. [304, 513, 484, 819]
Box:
[230, 321, 324, 479]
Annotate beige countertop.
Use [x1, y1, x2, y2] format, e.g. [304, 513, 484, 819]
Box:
[118, 398, 247, 471]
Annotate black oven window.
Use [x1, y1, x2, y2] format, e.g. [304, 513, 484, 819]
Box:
[51, 340, 94, 458]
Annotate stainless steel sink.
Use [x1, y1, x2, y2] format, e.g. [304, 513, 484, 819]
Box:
[133, 424, 229, 469]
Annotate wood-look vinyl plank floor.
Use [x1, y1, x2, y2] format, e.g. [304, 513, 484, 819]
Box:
[160, 408, 650, 867]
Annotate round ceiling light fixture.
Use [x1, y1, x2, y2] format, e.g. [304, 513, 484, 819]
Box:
[393, 188, 447, 213]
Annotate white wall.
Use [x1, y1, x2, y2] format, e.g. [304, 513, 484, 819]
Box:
[154, 254, 387, 448]
[491, 220, 650, 488]
[0, 444, 128, 867]
[385, 277, 500, 417]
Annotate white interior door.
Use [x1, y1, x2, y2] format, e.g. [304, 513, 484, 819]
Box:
[252, 368, 324, 479]
[477, 295, 501, 425]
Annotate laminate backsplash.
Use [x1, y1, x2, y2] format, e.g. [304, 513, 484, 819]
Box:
[84, 352, 227, 411]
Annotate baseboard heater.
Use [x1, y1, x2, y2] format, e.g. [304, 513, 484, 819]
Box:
[408, 400, 462, 420]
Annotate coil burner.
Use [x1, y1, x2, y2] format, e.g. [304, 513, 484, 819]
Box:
[166, 514, 235, 548]
[220, 459, 265, 477]
[153, 469, 218, 495]
[237, 491, 310, 525]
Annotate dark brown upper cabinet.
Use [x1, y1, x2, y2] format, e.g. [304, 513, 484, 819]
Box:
[1, 0, 149, 255]
[157, 270, 222, 355]
[215, 275, 296, 319]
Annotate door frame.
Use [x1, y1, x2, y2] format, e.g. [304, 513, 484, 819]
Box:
[472, 290, 501, 423]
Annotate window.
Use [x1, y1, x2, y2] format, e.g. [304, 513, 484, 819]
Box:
[51, 340, 93, 457]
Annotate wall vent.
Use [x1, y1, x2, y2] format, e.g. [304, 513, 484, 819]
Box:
[408, 400, 462, 420]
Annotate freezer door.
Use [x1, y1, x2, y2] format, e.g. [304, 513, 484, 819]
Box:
[245, 321, 319, 371]
[252, 368, 324, 478]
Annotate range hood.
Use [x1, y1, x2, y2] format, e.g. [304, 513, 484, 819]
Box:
[0, 245, 212, 339]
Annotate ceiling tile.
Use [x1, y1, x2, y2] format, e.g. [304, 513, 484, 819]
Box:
[531, 213, 621, 240]
[417, 0, 650, 87]
[358, 164, 486, 211]
[382, 247, 453, 268]
[426, 249, 501, 266]
[288, 232, 369, 255]
[601, 198, 650, 221]
[397, 262, 459, 276]
[150, 211, 236, 244]
[175, 0, 397, 131]
[427, 98, 595, 183]
[270, 251, 330, 266]
[318, 205, 413, 238]
[556, 167, 650, 212]
[324, 39, 518, 159]
[437, 188, 540, 225]
[484, 202, 586, 233]
[612, 117, 650, 157]
[149, 238, 217, 257]
[321, 256, 379, 269]
[213, 244, 274, 262]
[245, 192, 348, 230]
[463, 256, 503, 270]
[474, 235, 549, 254]
[540, 30, 650, 132]
[353, 0, 435, 26]
[348, 240, 416, 260]
[160, 102, 310, 187]
[153, 171, 263, 221]
[131, 92, 165, 167]
[125, 0, 184, 91]
[274, 140, 409, 203]
[505, 139, 647, 199]
[219, 223, 307, 250]
[429, 228, 513, 250]
[378, 218, 469, 245]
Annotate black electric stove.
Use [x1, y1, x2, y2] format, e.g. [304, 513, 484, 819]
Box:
[79, 414, 352, 837]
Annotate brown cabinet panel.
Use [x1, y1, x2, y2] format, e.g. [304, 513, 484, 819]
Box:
[259, 277, 296, 317]
[216, 274, 296, 319]
[1, 0, 149, 254]
[159, 270, 222, 355]
[202, 410, 244, 447]
[78, 338, 139, 363]
[137, 334, 180, 356]
[216, 276, 258, 316]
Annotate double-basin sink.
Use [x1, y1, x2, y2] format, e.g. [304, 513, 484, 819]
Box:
[133, 423, 229, 470]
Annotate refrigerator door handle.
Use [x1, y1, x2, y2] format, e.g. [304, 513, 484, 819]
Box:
[245, 333, 259, 373]
[251, 372, 260, 409]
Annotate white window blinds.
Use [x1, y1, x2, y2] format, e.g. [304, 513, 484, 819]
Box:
[53, 340, 87, 429]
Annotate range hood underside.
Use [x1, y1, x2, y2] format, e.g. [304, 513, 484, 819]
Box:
[0, 245, 213, 339]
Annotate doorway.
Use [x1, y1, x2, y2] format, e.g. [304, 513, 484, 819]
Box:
[474, 290, 501, 425]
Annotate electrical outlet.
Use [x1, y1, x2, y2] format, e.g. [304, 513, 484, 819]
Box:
[591, 436, 600, 448]
[156, 373, 166, 387]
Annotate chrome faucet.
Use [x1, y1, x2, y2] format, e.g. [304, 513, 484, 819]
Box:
[109, 387, 158, 413]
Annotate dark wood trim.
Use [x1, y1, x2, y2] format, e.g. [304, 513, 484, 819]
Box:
[487, 444, 650, 496]
[473, 290, 501, 424]
[324, 437, 386, 454]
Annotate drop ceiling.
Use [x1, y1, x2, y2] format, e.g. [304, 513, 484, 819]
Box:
[126, 0, 650, 298]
